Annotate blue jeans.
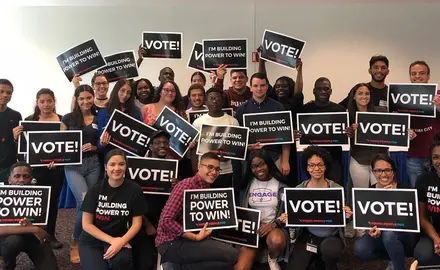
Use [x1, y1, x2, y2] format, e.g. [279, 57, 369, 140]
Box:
[354, 231, 417, 270]
[65, 155, 101, 240]
[414, 235, 440, 266]
[407, 157, 430, 188]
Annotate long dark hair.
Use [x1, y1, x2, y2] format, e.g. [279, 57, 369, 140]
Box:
[191, 72, 207, 84]
[152, 80, 185, 113]
[70, 85, 95, 128]
[240, 150, 290, 189]
[347, 83, 375, 124]
[107, 79, 137, 118]
[274, 76, 296, 98]
[102, 149, 127, 184]
[133, 78, 154, 104]
[31, 88, 56, 120]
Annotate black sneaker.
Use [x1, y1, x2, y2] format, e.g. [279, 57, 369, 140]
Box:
[50, 237, 63, 249]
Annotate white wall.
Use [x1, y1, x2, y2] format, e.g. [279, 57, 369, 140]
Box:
[0, 2, 439, 117]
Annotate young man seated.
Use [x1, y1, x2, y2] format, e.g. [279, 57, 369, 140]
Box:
[0, 162, 59, 270]
[155, 152, 239, 270]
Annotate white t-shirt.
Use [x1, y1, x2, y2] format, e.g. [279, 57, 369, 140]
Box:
[248, 177, 279, 223]
[193, 113, 239, 174]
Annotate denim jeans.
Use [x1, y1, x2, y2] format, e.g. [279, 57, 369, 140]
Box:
[64, 155, 101, 240]
[407, 157, 430, 188]
[414, 235, 440, 266]
[354, 231, 417, 270]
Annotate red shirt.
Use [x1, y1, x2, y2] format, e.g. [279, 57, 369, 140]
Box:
[155, 173, 210, 247]
[408, 90, 440, 158]
[215, 78, 252, 113]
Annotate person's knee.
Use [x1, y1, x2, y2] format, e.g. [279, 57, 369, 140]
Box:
[381, 231, 398, 246]
[108, 248, 133, 269]
[353, 237, 373, 260]
[320, 237, 343, 263]
[267, 232, 285, 251]
[414, 238, 436, 265]
[1, 235, 25, 256]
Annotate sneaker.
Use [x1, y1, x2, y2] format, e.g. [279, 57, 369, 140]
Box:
[50, 236, 63, 249]
[267, 254, 281, 270]
[385, 261, 394, 270]
[344, 221, 355, 238]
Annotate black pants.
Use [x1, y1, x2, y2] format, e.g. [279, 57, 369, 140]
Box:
[158, 238, 238, 270]
[131, 229, 156, 270]
[79, 240, 134, 270]
[32, 167, 64, 237]
[289, 233, 344, 270]
[0, 234, 59, 270]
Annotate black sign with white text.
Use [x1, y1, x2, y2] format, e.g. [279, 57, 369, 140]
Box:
[0, 186, 51, 226]
[284, 188, 345, 227]
[127, 157, 178, 195]
[297, 112, 349, 146]
[184, 188, 237, 232]
[243, 111, 293, 145]
[27, 131, 82, 167]
[197, 124, 249, 161]
[260, 29, 306, 69]
[154, 107, 199, 158]
[352, 188, 419, 232]
[187, 42, 207, 72]
[96, 51, 139, 82]
[211, 207, 261, 248]
[102, 110, 156, 156]
[355, 112, 410, 148]
[56, 39, 106, 81]
[18, 121, 61, 154]
[142, 32, 182, 59]
[203, 39, 247, 70]
[388, 83, 438, 118]
[188, 108, 233, 124]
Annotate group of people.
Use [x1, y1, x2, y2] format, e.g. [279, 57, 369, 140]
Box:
[0, 47, 439, 270]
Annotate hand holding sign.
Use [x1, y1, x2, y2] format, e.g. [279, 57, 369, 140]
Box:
[258, 223, 276, 237]
[195, 222, 212, 241]
[216, 64, 228, 80]
[368, 226, 381, 239]
[101, 132, 111, 146]
[12, 126, 24, 141]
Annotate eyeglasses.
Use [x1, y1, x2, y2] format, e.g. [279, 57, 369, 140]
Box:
[250, 161, 266, 170]
[200, 163, 222, 173]
[94, 82, 108, 86]
[373, 168, 393, 175]
[307, 163, 325, 170]
[162, 88, 176, 95]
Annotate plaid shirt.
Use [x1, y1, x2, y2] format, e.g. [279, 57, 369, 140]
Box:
[155, 173, 210, 247]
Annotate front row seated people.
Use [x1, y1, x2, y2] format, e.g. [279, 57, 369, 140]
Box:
[0, 162, 59, 270]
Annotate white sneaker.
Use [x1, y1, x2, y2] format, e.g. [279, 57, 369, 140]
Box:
[344, 221, 355, 238]
[267, 254, 281, 270]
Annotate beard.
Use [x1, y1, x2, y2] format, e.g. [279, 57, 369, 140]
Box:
[371, 74, 386, 83]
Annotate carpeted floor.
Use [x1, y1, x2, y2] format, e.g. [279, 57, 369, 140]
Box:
[10, 208, 413, 270]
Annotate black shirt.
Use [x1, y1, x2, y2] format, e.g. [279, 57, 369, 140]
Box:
[62, 113, 99, 159]
[0, 108, 22, 168]
[81, 179, 147, 241]
[339, 82, 388, 109]
[416, 171, 440, 230]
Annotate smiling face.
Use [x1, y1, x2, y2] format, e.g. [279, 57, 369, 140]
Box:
[432, 146, 440, 175]
[191, 74, 206, 86]
[354, 85, 371, 107]
[274, 78, 290, 98]
[118, 83, 132, 104]
[77, 90, 94, 112]
[410, 64, 430, 83]
[0, 84, 13, 107]
[93, 75, 109, 99]
[189, 88, 204, 108]
[250, 157, 270, 181]
[149, 135, 170, 158]
[373, 160, 395, 187]
[105, 154, 126, 182]
[8, 166, 32, 186]
[313, 80, 332, 103]
[160, 82, 177, 104]
[307, 155, 326, 180]
[369, 60, 389, 83]
[198, 158, 221, 185]
[230, 71, 248, 91]
[37, 93, 55, 115]
[136, 80, 151, 101]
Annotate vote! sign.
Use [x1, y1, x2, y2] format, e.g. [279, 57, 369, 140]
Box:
[197, 124, 249, 160]
[388, 83, 438, 118]
[0, 186, 51, 226]
[18, 121, 61, 154]
[56, 39, 106, 81]
[243, 111, 293, 145]
[96, 51, 139, 82]
[297, 112, 350, 147]
[187, 42, 207, 72]
[202, 39, 247, 70]
[142, 31, 182, 59]
[184, 188, 237, 232]
[27, 130, 82, 167]
[352, 188, 419, 232]
[211, 207, 261, 248]
[102, 109, 157, 156]
[153, 107, 199, 157]
[260, 29, 306, 70]
[355, 112, 411, 148]
[127, 156, 178, 195]
[284, 188, 345, 227]
[188, 108, 233, 124]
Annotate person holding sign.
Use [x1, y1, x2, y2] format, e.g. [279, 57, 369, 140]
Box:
[155, 152, 239, 269]
[20, 88, 64, 249]
[414, 134, 440, 266]
[192, 87, 239, 188]
[354, 154, 416, 270]
[0, 162, 58, 270]
[0, 79, 22, 184]
[61, 85, 102, 263]
[79, 149, 148, 270]
[406, 61, 440, 188]
[132, 78, 154, 110]
[289, 146, 352, 270]
[215, 66, 252, 113]
[98, 79, 142, 156]
[235, 150, 291, 270]
[235, 73, 291, 176]
[71, 73, 110, 112]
